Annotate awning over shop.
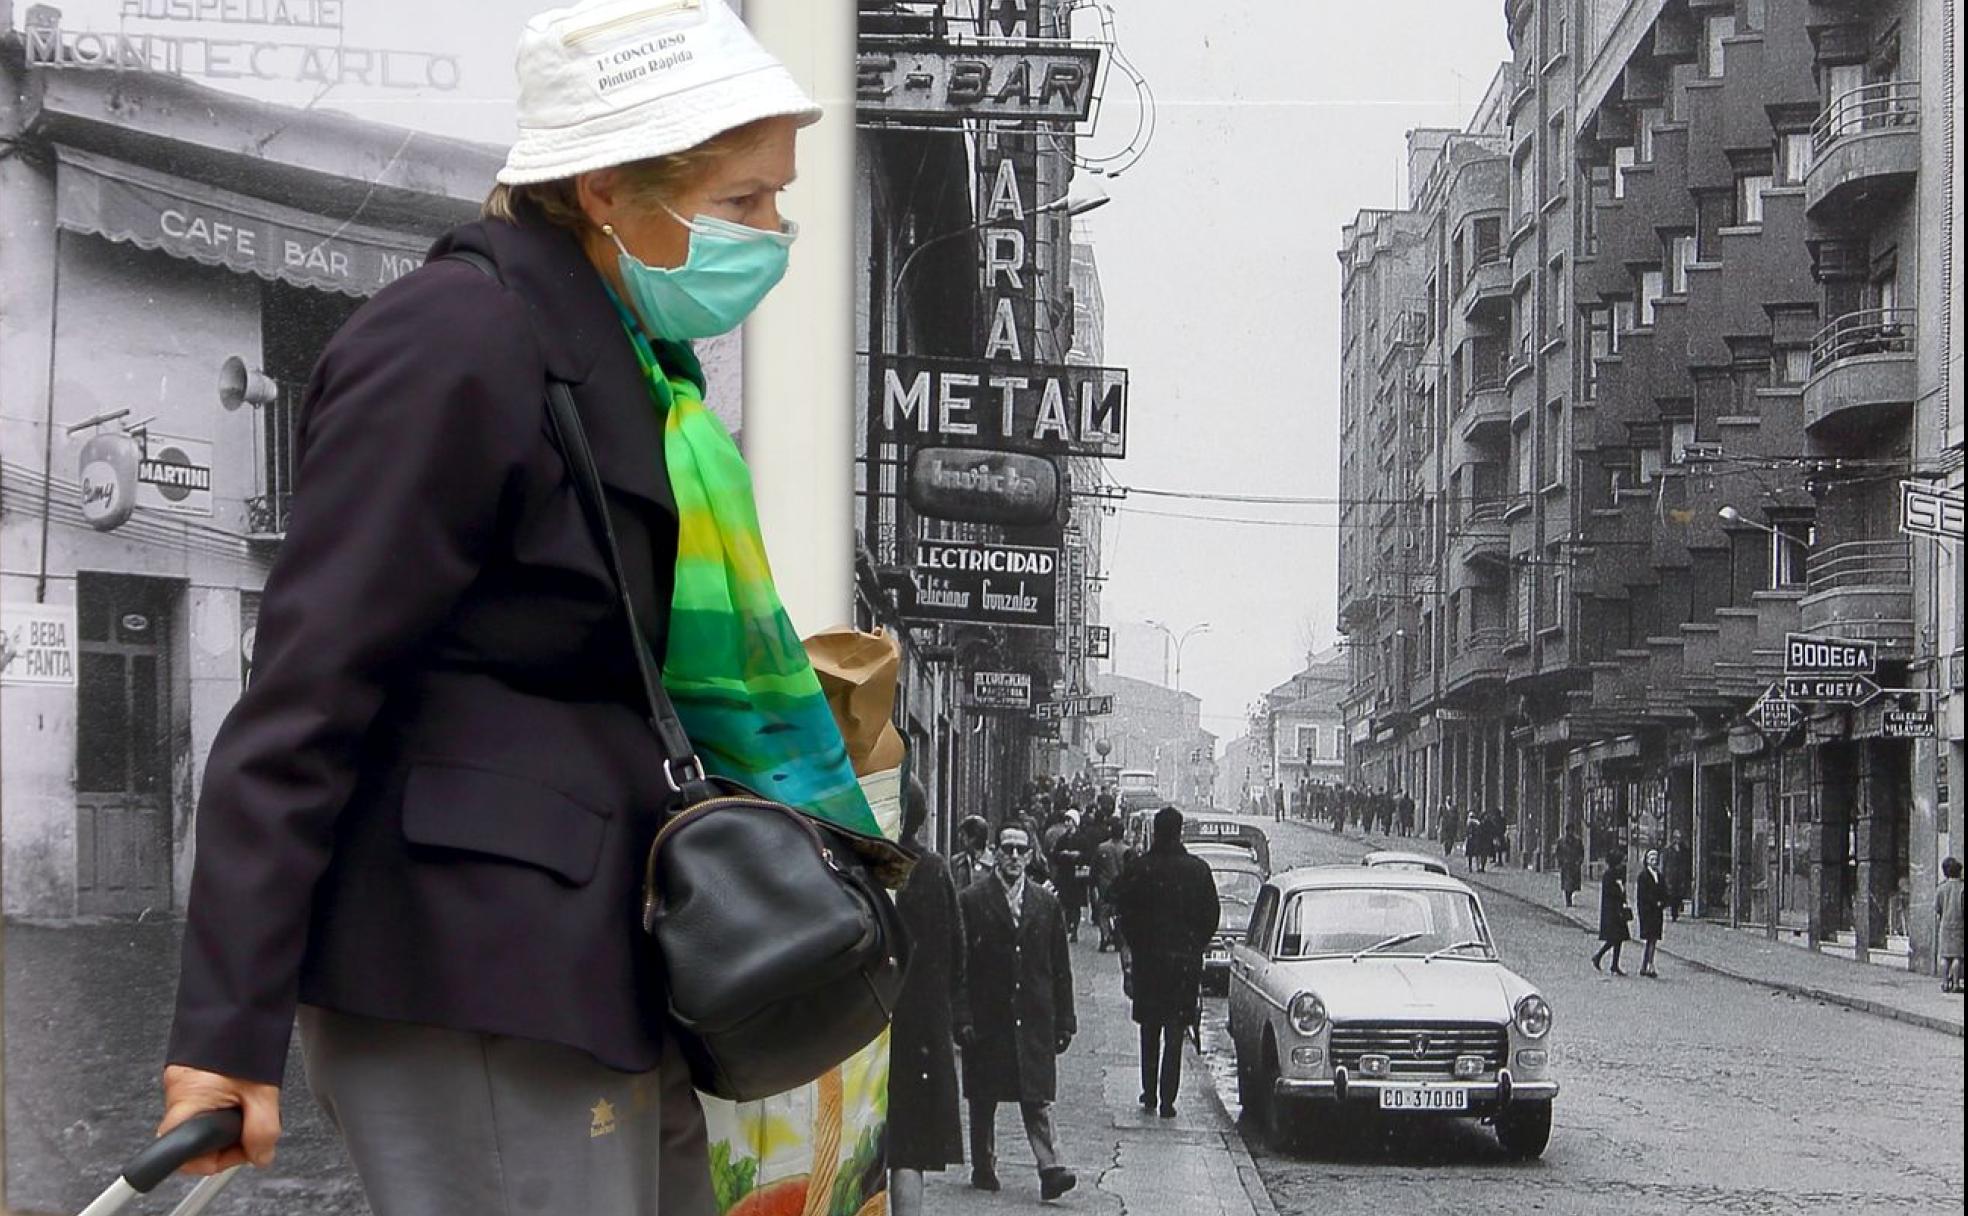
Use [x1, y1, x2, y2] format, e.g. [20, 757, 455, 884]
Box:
[55, 145, 431, 298]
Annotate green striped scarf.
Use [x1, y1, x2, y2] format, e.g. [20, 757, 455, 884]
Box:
[608, 295, 879, 837]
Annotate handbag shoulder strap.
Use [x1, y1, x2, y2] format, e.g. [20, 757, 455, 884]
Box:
[439, 250, 704, 787]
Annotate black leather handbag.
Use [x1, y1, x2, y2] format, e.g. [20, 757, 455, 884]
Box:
[442, 251, 915, 1101]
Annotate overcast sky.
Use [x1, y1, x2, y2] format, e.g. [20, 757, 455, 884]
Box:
[30, 0, 1510, 755]
[1070, 1, 1508, 748]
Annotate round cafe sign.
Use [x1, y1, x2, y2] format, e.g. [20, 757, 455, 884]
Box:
[78, 432, 139, 532]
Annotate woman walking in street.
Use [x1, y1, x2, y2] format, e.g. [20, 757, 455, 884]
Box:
[1636, 848, 1667, 978]
[1593, 849, 1632, 975]
[1465, 808, 1487, 872]
[1556, 825, 1584, 909]
[1936, 856, 1964, 994]
[888, 778, 965, 1216]
[155, 3, 839, 1209]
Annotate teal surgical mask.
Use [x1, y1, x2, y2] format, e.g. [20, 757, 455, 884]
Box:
[604, 204, 796, 340]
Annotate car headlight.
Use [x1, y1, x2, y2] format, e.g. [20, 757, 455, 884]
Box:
[1514, 994, 1553, 1039]
[1288, 991, 1328, 1036]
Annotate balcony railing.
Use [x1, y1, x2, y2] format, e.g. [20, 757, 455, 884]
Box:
[1811, 308, 1916, 377]
[1470, 350, 1511, 394]
[1812, 80, 1920, 158]
[1806, 539, 1912, 595]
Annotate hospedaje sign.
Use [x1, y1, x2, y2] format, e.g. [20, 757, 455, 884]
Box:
[894, 538, 1058, 630]
[55, 146, 430, 298]
[970, 670, 1035, 710]
[873, 355, 1129, 458]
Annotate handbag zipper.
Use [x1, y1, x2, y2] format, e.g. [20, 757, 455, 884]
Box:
[642, 796, 847, 930]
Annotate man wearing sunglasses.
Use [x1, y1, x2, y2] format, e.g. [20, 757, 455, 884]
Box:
[953, 826, 1079, 1201]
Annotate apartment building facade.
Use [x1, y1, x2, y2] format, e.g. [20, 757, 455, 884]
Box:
[1340, 0, 1962, 972]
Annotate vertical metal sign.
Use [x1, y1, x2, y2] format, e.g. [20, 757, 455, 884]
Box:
[978, 0, 1042, 368]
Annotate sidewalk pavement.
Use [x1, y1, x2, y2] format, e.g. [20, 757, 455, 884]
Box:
[1281, 819, 1965, 1039]
[924, 930, 1278, 1216]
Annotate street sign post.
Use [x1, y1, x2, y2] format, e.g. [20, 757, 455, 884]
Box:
[1782, 673, 1882, 705]
[1034, 693, 1114, 721]
[1784, 633, 1876, 676]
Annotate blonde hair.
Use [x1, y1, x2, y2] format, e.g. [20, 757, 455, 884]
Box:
[483, 120, 773, 232]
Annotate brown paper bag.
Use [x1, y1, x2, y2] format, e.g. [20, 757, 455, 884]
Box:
[803, 626, 907, 777]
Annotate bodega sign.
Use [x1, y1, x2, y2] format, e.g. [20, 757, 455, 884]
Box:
[1785, 632, 1876, 676]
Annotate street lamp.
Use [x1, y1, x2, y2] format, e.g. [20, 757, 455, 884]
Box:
[890, 176, 1112, 298]
[1145, 619, 1212, 693]
[1719, 506, 1814, 589]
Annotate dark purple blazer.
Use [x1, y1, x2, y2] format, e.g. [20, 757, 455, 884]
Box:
[168, 213, 683, 1085]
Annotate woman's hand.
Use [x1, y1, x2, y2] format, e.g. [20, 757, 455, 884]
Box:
[159, 1065, 282, 1175]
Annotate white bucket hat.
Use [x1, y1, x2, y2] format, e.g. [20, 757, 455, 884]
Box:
[497, 0, 822, 186]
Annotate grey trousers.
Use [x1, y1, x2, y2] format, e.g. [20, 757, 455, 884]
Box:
[967, 1098, 1060, 1175]
[298, 1005, 715, 1216]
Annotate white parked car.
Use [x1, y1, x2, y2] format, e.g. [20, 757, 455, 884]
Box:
[1226, 866, 1557, 1158]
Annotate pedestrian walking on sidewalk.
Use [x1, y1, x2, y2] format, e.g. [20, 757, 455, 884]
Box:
[1441, 800, 1461, 857]
[1636, 849, 1667, 978]
[951, 814, 996, 890]
[889, 779, 965, 1216]
[1593, 850, 1633, 975]
[1664, 830, 1692, 922]
[1466, 809, 1488, 872]
[1936, 856, 1964, 994]
[1091, 819, 1129, 952]
[955, 826, 1078, 1201]
[1397, 790, 1416, 838]
[1557, 825, 1584, 908]
[156, 5, 829, 1208]
[1114, 808, 1221, 1119]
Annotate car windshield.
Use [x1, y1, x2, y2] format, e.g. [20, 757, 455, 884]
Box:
[1212, 869, 1263, 906]
[1274, 887, 1494, 959]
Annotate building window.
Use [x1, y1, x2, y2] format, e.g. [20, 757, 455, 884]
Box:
[1770, 523, 1809, 589]
[1639, 445, 1663, 484]
[1548, 260, 1566, 337]
[1778, 131, 1813, 185]
[1666, 233, 1696, 295]
[1546, 114, 1568, 200]
[1737, 172, 1772, 225]
[1612, 145, 1637, 198]
[1613, 297, 1636, 338]
[1636, 107, 1665, 161]
[1668, 418, 1697, 464]
[1637, 268, 1664, 326]
[1704, 12, 1736, 77]
[1773, 345, 1813, 385]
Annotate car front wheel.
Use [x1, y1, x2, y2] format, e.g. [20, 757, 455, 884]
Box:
[1495, 1100, 1553, 1159]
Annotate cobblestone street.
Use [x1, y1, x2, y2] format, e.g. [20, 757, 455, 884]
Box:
[1218, 816, 1966, 1215]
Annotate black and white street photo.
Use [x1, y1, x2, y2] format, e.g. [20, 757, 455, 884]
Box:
[852, 1, 1962, 1214]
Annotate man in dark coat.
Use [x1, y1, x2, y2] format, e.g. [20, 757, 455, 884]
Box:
[1114, 807, 1221, 1118]
[1091, 818, 1129, 952]
[950, 814, 995, 890]
[1593, 850, 1632, 975]
[888, 779, 964, 1216]
[955, 826, 1077, 1200]
[1664, 830, 1692, 921]
[1556, 824, 1585, 907]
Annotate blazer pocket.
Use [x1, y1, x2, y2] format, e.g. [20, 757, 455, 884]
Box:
[400, 762, 609, 887]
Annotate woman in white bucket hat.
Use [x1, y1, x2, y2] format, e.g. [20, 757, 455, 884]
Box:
[153, 2, 856, 1213]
